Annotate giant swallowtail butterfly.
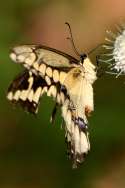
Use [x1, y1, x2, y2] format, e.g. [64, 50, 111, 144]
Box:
[7, 23, 97, 168]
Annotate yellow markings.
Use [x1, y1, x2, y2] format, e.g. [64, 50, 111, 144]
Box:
[28, 89, 34, 102]
[10, 53, 16, 62]
[24, 64, 30, 69]
[45, 76, 51, 85]
[47, 85, 57, 98]
[53, 70, 59, 83]
[13, 90, 21, 101]
[33, 62, 39, 71]
[46, 67, 53, 77]
[39, 64, 46, 76]
[59, 71, 67, 84]
[7, 92, 13, 100]
[66, 110, 72, 127]
[74, 125, 80, 154]
[51, 85, 57, 98]
[47, 86, 53, 97]
[20, 76, 34, 101]
[87, 133, 90, 151]
[71, 121, 75, 136]
[62, 99, 69, 118]
[57, 93, 61, 104]
[35, 107, 38, 114]
[20, 90, 28, 101]
[25, 53, 36, 66]
[33, 87, 42, 103]
[13, 45, 33, 54]
[80, 131, 89, 153]
[17, 54, 25, 62]
[41, 86, 48, 95]
[67, 133, 71, 142]
[28, 76, 34, 88]
[60, 92, 65, 103]
[29, 71, 32, 76]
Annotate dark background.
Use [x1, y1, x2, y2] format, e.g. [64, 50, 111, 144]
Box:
[1, 0, 125, 187]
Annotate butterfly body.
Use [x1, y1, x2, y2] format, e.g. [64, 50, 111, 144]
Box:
[7, 44, 97, 168]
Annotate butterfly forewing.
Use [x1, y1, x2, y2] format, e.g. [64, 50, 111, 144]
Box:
[10, 45, 78, 67]
[10, 45, 79, 87]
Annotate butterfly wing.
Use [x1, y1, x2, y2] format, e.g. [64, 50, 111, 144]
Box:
[61, 70, 88, 166]
[7, 70, 68, 114]
[10, 44, 78, 70]
[61, 65, 96, 168]
[9, 45, 80, 87]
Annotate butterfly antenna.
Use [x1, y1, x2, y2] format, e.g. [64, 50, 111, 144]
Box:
[65, 22, 80, 57]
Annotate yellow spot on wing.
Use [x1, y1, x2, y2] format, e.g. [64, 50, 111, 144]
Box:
[25, 53, 36, 66]
[7, 92, 13, 100]
[45, 76, 51, 85]
[59, 71, 67, 84]
[33, 87, 42, 103]
[53, 70, 59, 83]
[33, 62, 39, 71]
[46, 67, 53, 77]
[39, 64, 46, 76]
[13, 90, 21, 100]
[28, 90, 34, 102]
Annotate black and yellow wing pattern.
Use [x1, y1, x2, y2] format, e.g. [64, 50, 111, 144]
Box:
[7, 45, 97, 168]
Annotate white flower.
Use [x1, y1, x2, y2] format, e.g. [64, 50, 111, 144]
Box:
[100, 23, 125, 77]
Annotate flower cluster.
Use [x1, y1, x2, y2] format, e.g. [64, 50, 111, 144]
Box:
[100, 23, 125, 77]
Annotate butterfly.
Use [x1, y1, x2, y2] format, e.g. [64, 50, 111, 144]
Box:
[7, 23, 97, 168]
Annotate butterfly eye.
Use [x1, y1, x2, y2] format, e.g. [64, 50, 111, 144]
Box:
[81, 54, 87, 59]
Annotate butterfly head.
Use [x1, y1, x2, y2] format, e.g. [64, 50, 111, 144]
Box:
[80, 53, 88, 65]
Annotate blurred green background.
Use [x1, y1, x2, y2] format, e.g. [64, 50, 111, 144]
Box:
[1, 0, 125, 187]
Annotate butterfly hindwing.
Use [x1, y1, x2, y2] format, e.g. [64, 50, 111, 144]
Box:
[7, 70, 68, 114]
[61, 64, 95, 167]
[7, 70, 44, 113]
